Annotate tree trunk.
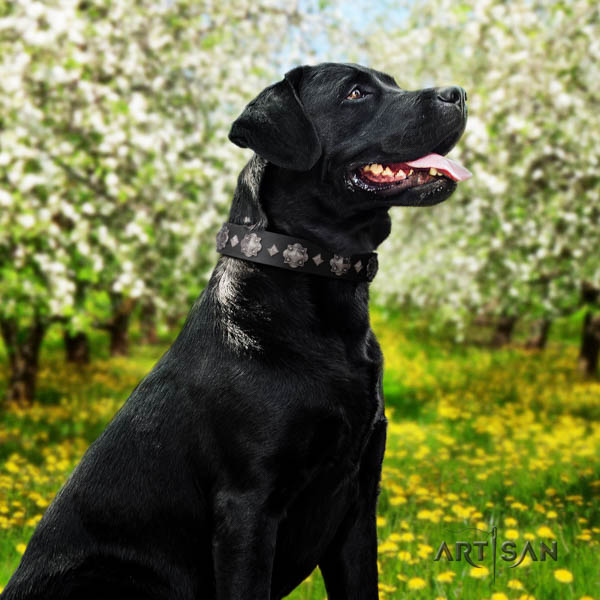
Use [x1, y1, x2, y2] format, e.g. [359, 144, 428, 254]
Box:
[579, 311, 600, 377]
[525, 318, 552, 350]
[140, 300, 159, 345]
[166, 312, 184, 333]
[581, 281, 600, 304]
[107, 296, 136, 357]
[109, 318, 129, 356]
[491, 315, 518, 348]
[64, 331, 90, 365]
[0, 317, 46, 405]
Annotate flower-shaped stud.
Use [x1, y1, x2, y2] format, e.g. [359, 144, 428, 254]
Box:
[240, 233, 262, 257]
[330, 254, 351, 276]
[283, 243, 308, 268]
[216, 225, 229, 251]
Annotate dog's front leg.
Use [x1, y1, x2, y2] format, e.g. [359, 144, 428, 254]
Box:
[319, 419, 387, 600]
[212, 491, 278, 600]
[319, 507, 379, 599]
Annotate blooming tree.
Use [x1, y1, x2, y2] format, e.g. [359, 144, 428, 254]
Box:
[368, 0, 599, 356]
[0, 0, 344, 403]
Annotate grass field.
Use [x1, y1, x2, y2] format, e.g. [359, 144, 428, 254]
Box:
[0, 313, 599, 598]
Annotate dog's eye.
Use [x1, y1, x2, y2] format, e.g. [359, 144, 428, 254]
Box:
[346, 88, 366, 100]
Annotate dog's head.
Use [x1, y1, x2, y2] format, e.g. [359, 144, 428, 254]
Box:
[229, 63, 470, 210]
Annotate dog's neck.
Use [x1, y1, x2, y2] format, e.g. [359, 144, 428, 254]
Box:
[203, 156, 387, 352]
[228, 156, 392, 255]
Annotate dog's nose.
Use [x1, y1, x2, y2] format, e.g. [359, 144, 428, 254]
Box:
[436, 86, 466, 106]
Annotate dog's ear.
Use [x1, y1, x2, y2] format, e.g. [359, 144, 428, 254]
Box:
[228, 66, 322, 171]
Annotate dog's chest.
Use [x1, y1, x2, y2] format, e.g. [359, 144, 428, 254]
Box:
[328, 327, 384, 433]
[270, 347, 385, 596]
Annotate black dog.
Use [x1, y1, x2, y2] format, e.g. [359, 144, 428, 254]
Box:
[2, 63, 469, 600]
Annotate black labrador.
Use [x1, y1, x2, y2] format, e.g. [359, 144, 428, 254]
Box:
[2, 63, 469, 600]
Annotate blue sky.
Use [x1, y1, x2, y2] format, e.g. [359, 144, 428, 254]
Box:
[279, 1, 411, 70]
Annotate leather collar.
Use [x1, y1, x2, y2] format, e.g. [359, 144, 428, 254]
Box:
[216, 222, 378, 282]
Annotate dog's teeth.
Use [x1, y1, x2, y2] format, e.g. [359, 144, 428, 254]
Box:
[382, 167, 394, 177]
[395, 169, 406, 180]
[429, 168, 438, 176]
[408, 169, 414, 176]
[372, 164, 383, 174]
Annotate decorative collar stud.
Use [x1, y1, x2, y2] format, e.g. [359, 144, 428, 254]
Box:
[216, 222, 378, 283]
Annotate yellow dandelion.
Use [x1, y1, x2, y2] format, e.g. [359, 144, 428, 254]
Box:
[508, 579, 524, 590]
[491, 593, 509, 600]
[407, 577, 427, 590]
[546, 510, 558, 519]
[469, 566, 489, 579]
[516, 555, 533, 568]
[378, 540, 398, 553]
[505, 528, 519, 540]
[16, 543, 26, 554]
[390, 495, 407, 506]
[436, 571, 455, 583]
[579, 596, 595, 600]
[554, 569, 573, 584]
[25, 515, 43, 528]
[505, 517, 518, 527]
[536, 525, 554, 537]
[398, 550, 411, 562]
[399, 532, 415, 542]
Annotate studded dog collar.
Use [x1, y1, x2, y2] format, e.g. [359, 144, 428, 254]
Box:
[216, 223, 378, 282]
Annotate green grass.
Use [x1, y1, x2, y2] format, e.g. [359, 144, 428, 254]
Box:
[1, 313, 599, 598]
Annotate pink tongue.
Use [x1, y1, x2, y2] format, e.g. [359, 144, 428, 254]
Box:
[405, 153, 472, 182]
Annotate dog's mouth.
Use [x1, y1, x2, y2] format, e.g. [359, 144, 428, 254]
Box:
[346, 153, 471, 205]
[349, 153, 471, 193]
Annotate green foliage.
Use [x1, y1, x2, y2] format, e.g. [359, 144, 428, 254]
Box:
[0, 0, 342, 341]
[0, 0, 355, 399]
[370, 0, 600, 330]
